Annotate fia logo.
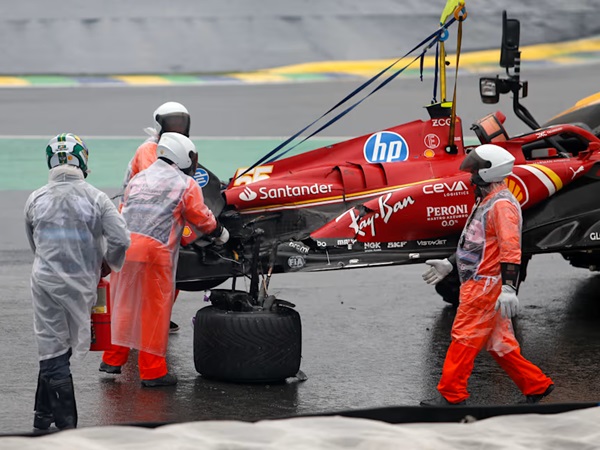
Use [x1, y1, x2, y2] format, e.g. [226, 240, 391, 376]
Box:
[363, 132, 409, 163]
[239, 186, 258, 202]
[288, 255, 305, 269]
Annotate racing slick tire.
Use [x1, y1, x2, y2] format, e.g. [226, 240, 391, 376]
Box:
[193, 305, 302, 383]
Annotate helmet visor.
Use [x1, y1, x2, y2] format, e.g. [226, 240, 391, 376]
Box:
[157, 113, 190, 136]
[459, 150, 492, 174]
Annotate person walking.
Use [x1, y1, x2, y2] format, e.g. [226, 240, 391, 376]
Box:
[26, 133, 130, 429]
[420, 144, 554, 406]
[121, 101, 192, 333]
[100, 133, 228, 387]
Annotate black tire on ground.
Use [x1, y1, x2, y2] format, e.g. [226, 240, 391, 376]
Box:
[193, 305, 302, 383]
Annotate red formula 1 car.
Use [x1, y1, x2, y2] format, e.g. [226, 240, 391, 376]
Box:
[183, 9, 600, 382]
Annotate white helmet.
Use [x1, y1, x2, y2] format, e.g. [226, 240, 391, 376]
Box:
[460, 144, 515, 183]
[46, 133, 90, 177]
[153, 101, 190, 137]
[156, 132, 198, 175]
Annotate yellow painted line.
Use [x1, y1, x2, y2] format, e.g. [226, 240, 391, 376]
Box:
[111, 75, 172, 85]
[265, 36, 600, 76]
[0, 76, 30, 86]
[227, 72, 290, 83]
[531, 163, 564, 191]
[1, 36, 599, 88]
[546, 57, 582, 65]
[522, 37, 600, 60]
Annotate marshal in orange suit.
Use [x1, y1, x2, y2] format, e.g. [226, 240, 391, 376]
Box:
[421, 144, 554, 405]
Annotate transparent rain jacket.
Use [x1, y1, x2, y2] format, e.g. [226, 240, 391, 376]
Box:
[111, 160, 217, 356]
[453, 183, 522, 355]
[25, 166, 131, 361]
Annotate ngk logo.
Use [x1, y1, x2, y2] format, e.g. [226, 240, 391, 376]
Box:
[364, 242, 382, 252]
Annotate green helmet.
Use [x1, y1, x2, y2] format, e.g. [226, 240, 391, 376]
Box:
[46, 133, 90, 177]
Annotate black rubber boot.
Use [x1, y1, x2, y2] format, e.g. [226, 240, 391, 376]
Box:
[420, 394, 467, 406]
[33, 373, 54, 430]
[169, 321, 180, 334]
[48, 376, 78, 430]
[521, 384, 555, 404]
[141, 373, 178, 388]
[99, 361, 122, 374]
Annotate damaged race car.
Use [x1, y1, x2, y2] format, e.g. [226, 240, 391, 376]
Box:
[180, 6, 600, 383]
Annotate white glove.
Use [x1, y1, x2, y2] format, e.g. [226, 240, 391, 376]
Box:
[495, 285, 519, 318]
[213, 226, 229, 245]
[422, 258, 453, 285]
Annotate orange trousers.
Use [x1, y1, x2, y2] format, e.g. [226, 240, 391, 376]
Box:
[102, 289, 179, 381]
[103, 345, 167, 380]
[438, 341, 553, 403]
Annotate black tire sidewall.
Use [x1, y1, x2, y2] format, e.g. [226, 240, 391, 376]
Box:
[193, 305, 302, 383]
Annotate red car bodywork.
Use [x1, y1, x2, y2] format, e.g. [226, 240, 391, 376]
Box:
[221, 119, 600, 248]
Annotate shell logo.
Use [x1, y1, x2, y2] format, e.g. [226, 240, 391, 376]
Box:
[423, 149, 436, 158]
[182, 226, 192, 238]
[506, 175, 529, 206]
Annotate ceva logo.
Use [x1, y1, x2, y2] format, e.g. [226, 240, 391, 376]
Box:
[364, 131, 409, 163]
[239, 186, 258, 202]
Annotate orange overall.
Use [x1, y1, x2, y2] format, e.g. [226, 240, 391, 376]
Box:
[124, 140, 159, 188]
[103, 159, 217, 380]
[121, 139, 184, 297]
[437, 183, 553, 403]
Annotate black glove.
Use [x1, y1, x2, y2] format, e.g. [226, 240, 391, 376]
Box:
[101, 260, 112, 278]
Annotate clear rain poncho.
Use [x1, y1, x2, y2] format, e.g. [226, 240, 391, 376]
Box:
[110, 160, 217, 356]
[453, 183, 522, 356]
[25, 166, 131, 361]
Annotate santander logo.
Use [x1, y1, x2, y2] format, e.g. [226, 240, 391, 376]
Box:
[239, 186, 258, 202]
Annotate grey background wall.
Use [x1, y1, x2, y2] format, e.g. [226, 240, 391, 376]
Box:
[1, 0, 599, 75]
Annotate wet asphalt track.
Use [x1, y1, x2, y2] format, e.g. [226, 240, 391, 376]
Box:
[1, 64, 600, 433]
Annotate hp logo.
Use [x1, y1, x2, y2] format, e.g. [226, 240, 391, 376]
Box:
[363, 131, 409, 163]
[193, 168, 209, 188]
